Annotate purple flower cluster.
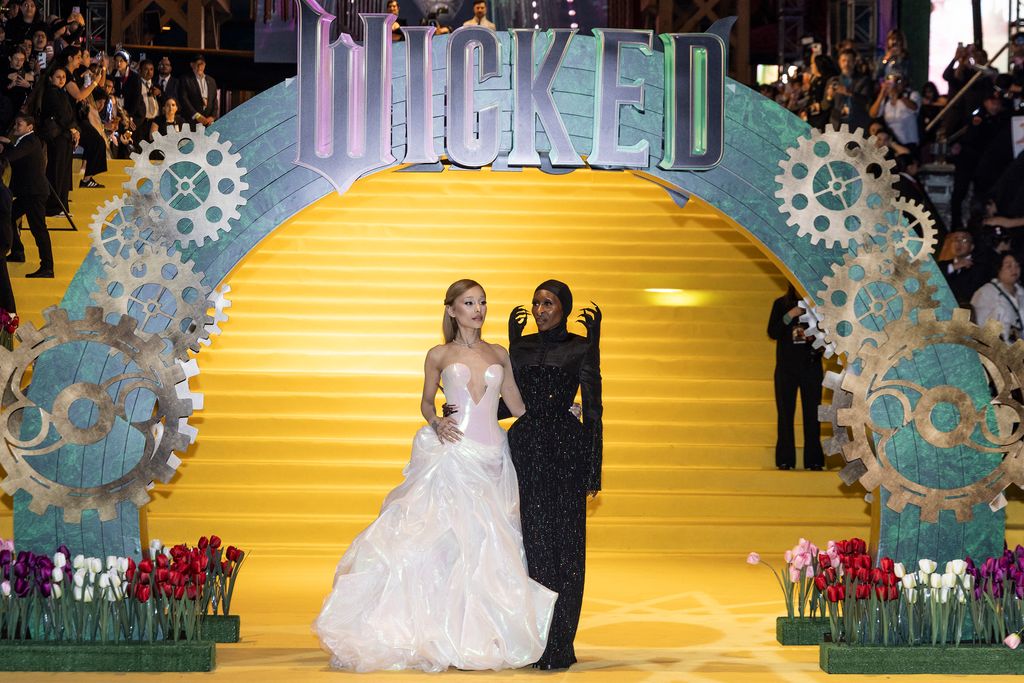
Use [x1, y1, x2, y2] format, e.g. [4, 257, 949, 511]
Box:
[0, 545, 70, 599]
[965, 546, 1024, 601]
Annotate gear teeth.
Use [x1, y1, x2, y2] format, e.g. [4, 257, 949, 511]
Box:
[115, 314, 139, 336]
[61, 505, 82, 524]
[83, 306, 104, 324]
[888, 490, 912, 515]
[15, 321, 42, 346]
[840, 460, 868, 486]
[96, 503, 119, 522]
[130, 488, 151, 508]
[0, 477, 22, 496]
[952, 500, 974, 523]
[26, 495, 50, 516]
[43, 306, 69, 325]
[178, 419, 198, 444]
[990, 492, 1009, 512]
[823, 370, 843, 391]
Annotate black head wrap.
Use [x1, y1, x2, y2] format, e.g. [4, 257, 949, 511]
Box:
[535, 279, 572, 342]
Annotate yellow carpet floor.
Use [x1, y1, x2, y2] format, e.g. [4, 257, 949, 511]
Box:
[2, 160, 1023, 680]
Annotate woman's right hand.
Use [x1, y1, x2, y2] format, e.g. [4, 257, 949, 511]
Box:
[432, 416, 463, 444]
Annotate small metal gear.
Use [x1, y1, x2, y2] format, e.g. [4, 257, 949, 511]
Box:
[870, 197, 939, 263]
[775, 123, 897, 249]
[126, 125, 249, 247]
[89, 193, 163, 265]
[835, 308, 1024, 522]
[819, 369, 853, 464]
[0, 306, 199, 523]
[798, 298, 838, 358]
[816, 242, 939, 359]
[91, 244, 216, 360]
[199, 284, 232, 347]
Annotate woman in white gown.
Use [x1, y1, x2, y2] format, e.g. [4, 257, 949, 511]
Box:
[314, 279, 557, 672]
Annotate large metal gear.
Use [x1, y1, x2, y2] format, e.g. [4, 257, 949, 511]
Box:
[199, 284, 232, 348]
[870, 197, 939, 263]
[0, 307, 199, 523]
[816, 242, 939, 359]
[126, 124, 249, 248]
[89, 193, 163, 265]
[90, 245, 215, 360]
[775, 123, 897, 250]
[835, 308, 1024, 522]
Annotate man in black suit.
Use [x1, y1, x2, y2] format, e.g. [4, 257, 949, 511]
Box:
[1, 115, 53, 277]
[154, 56, 180, 105]
[178, 54, 217, 127]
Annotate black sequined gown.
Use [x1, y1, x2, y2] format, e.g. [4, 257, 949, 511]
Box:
[506, 327, 602, 668]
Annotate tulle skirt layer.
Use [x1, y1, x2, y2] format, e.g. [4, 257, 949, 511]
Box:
[313, 427, 557, 673]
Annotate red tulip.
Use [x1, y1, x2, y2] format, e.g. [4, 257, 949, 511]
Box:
[210, 536, 222, 550]
[221, 560, 233, 577]
[870, 568, 885, 584]
[156, 568, 170, 583]
[126, 565, 135, 581]
[824, 567, 837, 583]
[198, 537, 209, 550]
[190, 560, 201, 575]
[156, 554, 169, 569]
[161, 583, 173, 598]
[852, 538, 867, 554]
[855, 567, 870, 582]
[887, 585, 899, 601]
[226, 546, 241, 562]
[139, 559, 153, 574]
[880, 557, 895, 573]
[856, 584, 871, 600]
[186, 585, 198, 600]
[135, 583, 151, 602]
[826, 585, 846, 602]
[814, 574, 827, 591]
[885, 573, 898, 587]
[174, 585, 185, 600]
[197, 571, 207, 585]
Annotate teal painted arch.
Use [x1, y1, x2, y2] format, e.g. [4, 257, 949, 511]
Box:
[19, 33, 1003, 566]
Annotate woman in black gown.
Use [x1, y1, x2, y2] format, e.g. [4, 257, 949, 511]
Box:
[505, 280, 602, 669]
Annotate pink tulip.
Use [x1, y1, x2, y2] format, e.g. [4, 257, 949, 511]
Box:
[784, 550, 793, 563]
[805, 565, 815, 578]
[1005, 633, 1021, 650]
[746, 552, 760, 565]
[789, 565, 802, 582]
[793, 553, 809, 571]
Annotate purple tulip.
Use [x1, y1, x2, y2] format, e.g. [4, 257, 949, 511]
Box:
[38, 581, 51, 598]
[16, 551, 28, 564]
[12, 562, 28, 579]
[13, 576, 30, 597]
[975, 585, 985, 601]
[0, 549, 11, 566]
[993, 581, 1005, 599]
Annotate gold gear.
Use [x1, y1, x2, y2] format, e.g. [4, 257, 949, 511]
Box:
[835, 308, 1024, 522]
[775, 123, 897, 250]
[816, 242, 939, 360]
[0, 307, 198, 523]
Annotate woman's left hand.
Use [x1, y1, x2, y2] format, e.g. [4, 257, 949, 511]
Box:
[578, 302, 601, 343]
[569, 403, 582, 419]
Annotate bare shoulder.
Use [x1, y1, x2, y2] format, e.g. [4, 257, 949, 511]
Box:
[424, 343, 449, 369]
[485, 341, 510, 362]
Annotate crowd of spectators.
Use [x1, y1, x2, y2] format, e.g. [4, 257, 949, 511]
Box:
[763, 27, 1024, 341]
[0, 0, 218, 285]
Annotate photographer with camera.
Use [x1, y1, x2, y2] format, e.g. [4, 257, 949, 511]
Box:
[870, 72, 921, 152]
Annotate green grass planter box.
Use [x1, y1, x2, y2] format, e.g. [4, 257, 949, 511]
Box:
[776, 616, 830, 645]
[0, 640, 216, 672]
[819, 642, 1024, 674]
[202, 615, 241, 643]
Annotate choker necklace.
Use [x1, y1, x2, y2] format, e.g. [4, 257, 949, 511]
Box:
[452, 337, 481, 347]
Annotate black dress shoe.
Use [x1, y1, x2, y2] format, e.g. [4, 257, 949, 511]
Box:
[7, 252, 25, 263]
[26, 268, 54, 278]
[806, 465, 824, 471]
[777, 464, 793, 471]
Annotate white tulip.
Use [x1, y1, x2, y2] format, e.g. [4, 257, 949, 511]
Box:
[941, 573, 957, 589]
[72, 569, 85, 588]
[919, 559, 938, 574]
[939, 587, 950, 604]
[0, 581, 9, 597]
[947, 559, 967, 576]
[906, 587, 919, 603]
[105, 556, 116, 570]
[51, 584, 62, 599]
[83, 585, 94, 603]
[53, 553, 67, 569]
[98, 574, 110, 589]
[72, 554, 85, 570]
[894, 562, 906, 578]
[88, 557, 102, 574]
[929, 573, 943, 589]
[73, 585, 83, 601]
[116, 557, 129, 574]
[163, 547, 172, 559]
[918, 570, 929, 585]
[902, 574, 918, 589]
[964, 574, 975, 590]
[107, 572, 122, 589]
[51, 567, 63, 583]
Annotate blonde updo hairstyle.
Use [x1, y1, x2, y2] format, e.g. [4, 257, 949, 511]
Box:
[443, 279, 485, 343]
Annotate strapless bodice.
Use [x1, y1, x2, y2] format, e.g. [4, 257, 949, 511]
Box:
[441, 362, 505, 446]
